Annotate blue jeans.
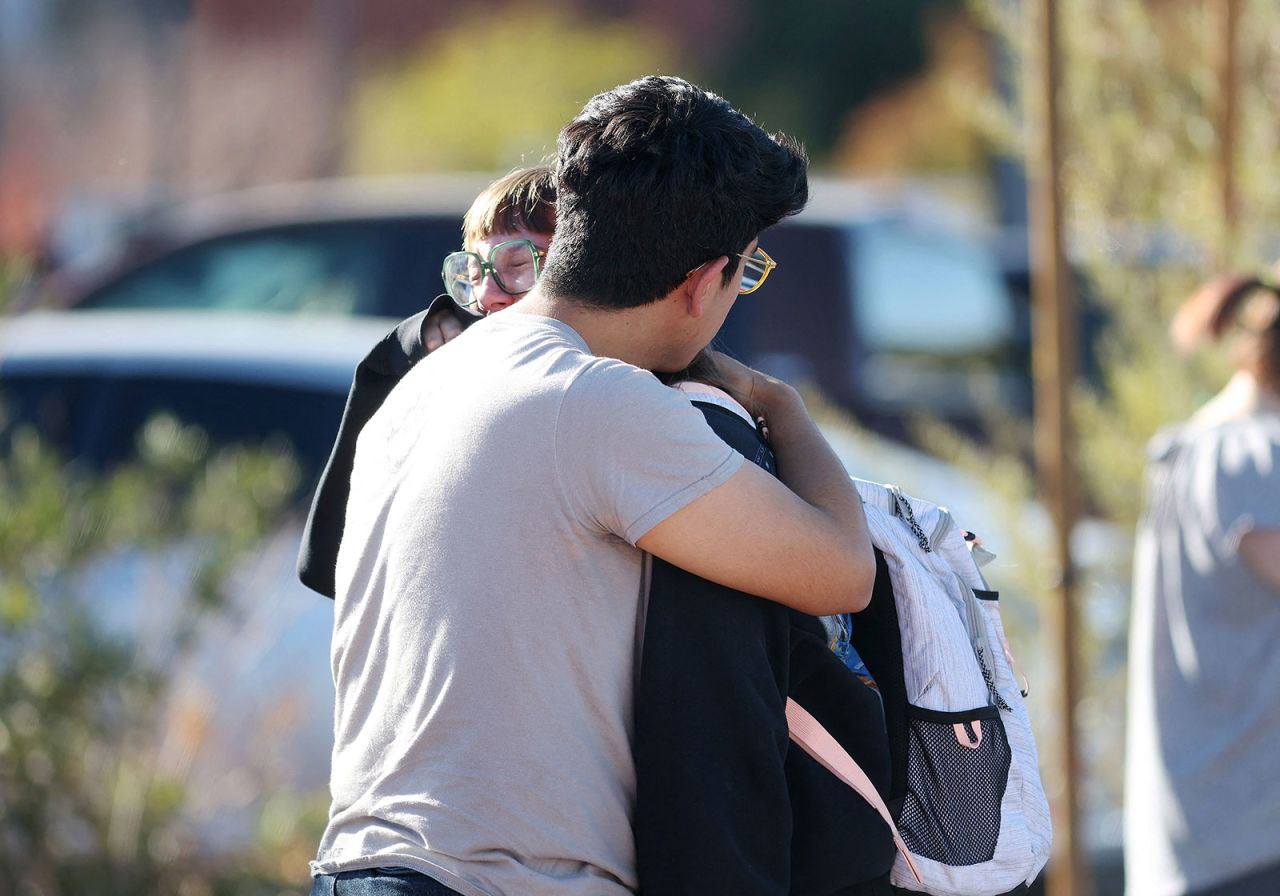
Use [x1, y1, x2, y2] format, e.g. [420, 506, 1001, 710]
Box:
[310, 867, 463, 895]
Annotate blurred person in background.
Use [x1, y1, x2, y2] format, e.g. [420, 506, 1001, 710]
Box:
[1125, 271, 1280, 896]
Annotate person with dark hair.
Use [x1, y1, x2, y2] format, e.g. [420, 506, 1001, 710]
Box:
[541, 75, 807, 312]
[308, 76, 881, 896]
[1125, 271, 1280, 896]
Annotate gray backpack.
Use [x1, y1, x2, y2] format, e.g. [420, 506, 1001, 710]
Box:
[806, 479, 1052, 896]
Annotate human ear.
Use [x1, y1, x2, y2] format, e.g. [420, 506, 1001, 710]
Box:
[687, 256, 731, 317]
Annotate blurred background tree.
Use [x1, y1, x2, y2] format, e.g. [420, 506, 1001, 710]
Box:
[935, 0, 1280, 859]
[335, 4, 679, 174]
[709, 0, 962, 161]
[347, 0, 981, 176]
[0, 0, 976, 256]
[0, 399, 325, 894]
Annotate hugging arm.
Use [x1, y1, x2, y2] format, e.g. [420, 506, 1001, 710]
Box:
[1240, 529, 1280, 591]
[637, 358, 875, 617]
[635, 401, 895, 894]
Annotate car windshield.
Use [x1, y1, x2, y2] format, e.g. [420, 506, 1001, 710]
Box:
[850, 221, 1016, 357]
[75, 218, 460, 319]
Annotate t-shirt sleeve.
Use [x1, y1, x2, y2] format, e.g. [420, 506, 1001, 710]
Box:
[1208, 421, 1280, 550]
[555, 361, 743, 545]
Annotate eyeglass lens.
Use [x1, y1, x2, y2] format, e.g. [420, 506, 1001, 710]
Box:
[739, 250, 768, 293]
[442, 240, 541, 307]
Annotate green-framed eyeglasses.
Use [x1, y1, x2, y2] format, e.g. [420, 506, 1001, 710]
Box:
[735, 246, 777, 295]
[442, 239, 546, 308]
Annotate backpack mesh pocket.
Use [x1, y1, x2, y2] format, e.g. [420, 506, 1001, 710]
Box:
[899, 704, 1011, 866]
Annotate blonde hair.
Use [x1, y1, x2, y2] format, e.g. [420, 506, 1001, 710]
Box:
[462, 166, 556, 250]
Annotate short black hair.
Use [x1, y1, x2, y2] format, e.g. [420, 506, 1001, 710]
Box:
[540, 76, 808, 309]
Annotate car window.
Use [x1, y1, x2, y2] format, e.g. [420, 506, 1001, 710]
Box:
[75, 218, 461, 319]
[718, 222, 855, 391]
[0, 373, 345, 496]
[851, 222, 1016, 356]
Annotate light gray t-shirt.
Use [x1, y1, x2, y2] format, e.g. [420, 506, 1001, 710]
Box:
[1125, 412, 1280, 896]
[310, 312, 742, 896]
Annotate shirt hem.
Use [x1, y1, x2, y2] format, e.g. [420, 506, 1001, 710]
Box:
[309, 855, 495, 896]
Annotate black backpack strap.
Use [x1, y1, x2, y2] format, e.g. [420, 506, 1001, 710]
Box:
[634, 399, 792, 895]
[848, 548, 909, 813]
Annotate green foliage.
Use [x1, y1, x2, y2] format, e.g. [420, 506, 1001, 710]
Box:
[0, 257, 32, 317]
[347, 0, 962, 171]
[963, 0, 1280, 519]
[709, 0, 960, 161]
[0, 412, 324, 894]
[955, 0, 1280, 847]
[349, 3, 680, 174]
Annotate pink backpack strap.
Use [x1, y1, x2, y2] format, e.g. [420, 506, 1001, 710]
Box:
[785, 698, 922, 884]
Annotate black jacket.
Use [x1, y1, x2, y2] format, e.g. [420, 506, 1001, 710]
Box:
[297, 294, 474, 597]
[636, 403, 894, 895]
[296, 308, 895, 894]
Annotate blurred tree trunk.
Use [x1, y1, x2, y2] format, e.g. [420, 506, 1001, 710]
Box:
[1215, 0, 1242, 266]
[314, 0, 354, 178]
[141, 0, 192, 197]
[1025, 2, 1085, 891]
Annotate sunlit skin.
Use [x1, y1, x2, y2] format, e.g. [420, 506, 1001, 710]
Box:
[425, 226, 553, 350]
[468, 227, 553, 315]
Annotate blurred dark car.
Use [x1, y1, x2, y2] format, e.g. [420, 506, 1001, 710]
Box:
[733, 181, 1028, 441]
[26, 177, 1027, 443]
[26, 176, 497, 320]
[0, 308, 401, 488]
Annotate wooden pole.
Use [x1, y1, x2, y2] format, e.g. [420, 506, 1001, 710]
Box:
[314, 0, 354, 178]
[1216, 0, 1242, 265]
[1025, 1, 1086, 894]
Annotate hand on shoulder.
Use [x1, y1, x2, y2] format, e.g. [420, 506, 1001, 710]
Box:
[705, 350, 798, 422]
